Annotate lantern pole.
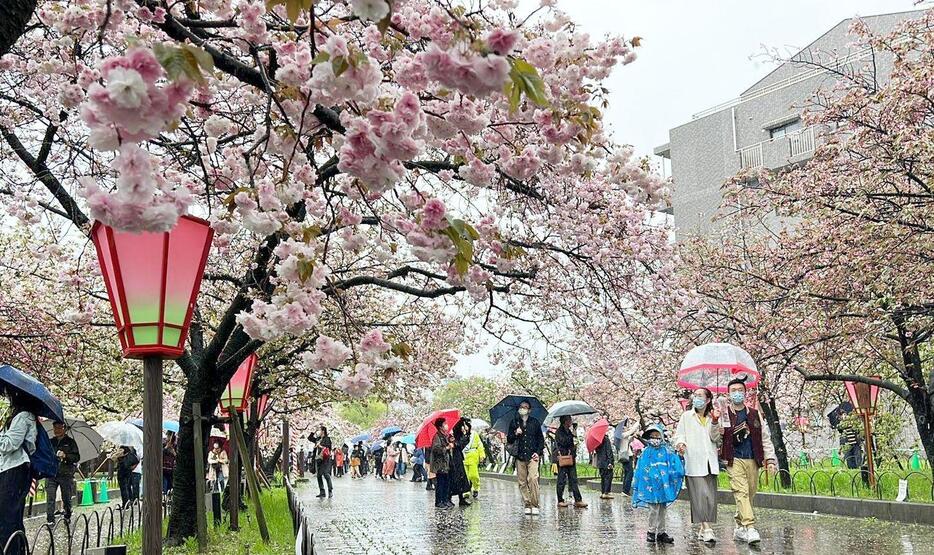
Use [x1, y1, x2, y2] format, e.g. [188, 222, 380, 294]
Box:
[863, 410, 877, 489]
[142, 357, 164, 555]
[229, 421, 239, 531]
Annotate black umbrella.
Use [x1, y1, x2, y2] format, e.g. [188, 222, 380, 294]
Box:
[489, 394, 547, 433]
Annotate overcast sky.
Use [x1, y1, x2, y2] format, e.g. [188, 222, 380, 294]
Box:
[453, 0, 926, 379]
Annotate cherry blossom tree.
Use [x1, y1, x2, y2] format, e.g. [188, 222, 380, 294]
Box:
[0, 0, 677, 542]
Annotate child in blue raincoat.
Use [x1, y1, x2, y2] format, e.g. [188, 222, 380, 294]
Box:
[632, 423, 685, 545]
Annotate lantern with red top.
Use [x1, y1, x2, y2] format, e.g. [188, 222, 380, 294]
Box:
[220, 353, 258, 416]
[91, 215, 214, 359]
[247, 393, 270, 423]
[844, 377, 881, 488]
[90, 215, 213, 555]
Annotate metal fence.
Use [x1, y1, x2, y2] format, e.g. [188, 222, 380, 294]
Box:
[3, 494, 172, 555]
[285, 478, 314, 555]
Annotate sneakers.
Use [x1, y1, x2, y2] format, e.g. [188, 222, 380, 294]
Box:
[745, 527, 761, 544]
[472, 491, 478, 499]
[574, 501, 588, 508]
[700, 528, 716, 543]
[531, 507, 540, 516]
[656, 532, 674, 544]
[733, 527, 748, 542]
[646, 532, 656, 544]
[524, 507, 533, 515]
[557, 501, 570, 508]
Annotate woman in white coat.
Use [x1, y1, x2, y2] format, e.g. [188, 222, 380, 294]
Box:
[674, 387, 722, 544]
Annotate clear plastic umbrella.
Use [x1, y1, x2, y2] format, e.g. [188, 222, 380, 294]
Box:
[95, 421, 144, 455]
[677, 343, 760, 393]
[470, 418, 490, 431]
[543, 400, 598, 425]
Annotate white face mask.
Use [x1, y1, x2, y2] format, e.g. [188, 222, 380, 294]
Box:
[518, 408, 529, 417]
[648, 438, 662, 447]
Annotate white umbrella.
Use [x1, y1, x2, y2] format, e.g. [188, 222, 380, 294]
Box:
[544, 400, 598, 425]
[470, 418, 490, 431]
[42, 418, 104, 464]
[95, 421, 143, 456]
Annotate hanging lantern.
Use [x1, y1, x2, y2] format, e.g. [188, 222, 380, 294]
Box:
[91, 215, 214, 359]
[220, 353, 257, 416]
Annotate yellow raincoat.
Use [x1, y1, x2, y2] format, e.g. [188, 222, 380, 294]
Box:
[463, 432, 486, 493]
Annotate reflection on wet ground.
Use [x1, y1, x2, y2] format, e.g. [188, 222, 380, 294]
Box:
[299, 475, 934, 554]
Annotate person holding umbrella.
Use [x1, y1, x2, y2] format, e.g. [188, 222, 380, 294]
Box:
[507, 400, 545, 515]
[673, 387, 722, 544]
[614, 417, 640, 496]
[45, 420, 80, 523]
[448, 417, 472, 506]
[555, 415, 587, 509]
[591, 421, 615, 500]
[0, 388, 39, 555]
[429, 417, 454, 508]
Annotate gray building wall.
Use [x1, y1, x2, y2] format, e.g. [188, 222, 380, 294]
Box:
[662, 10, 923, 238]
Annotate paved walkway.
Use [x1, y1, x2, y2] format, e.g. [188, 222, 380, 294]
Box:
[298, 474, 934, 554]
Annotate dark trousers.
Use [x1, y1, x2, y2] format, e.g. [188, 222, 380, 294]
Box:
[45, 475, 76, 521]
[599, 467, 613, 494]
[411, 464, 426, 482]
[162, 470, 173, 494]
[131, 473, 141, 502]
[317, 460, 333, 495]
[0, 463, 31, 555]
[557, 464, 582, 503]
[621, 459, 634, 494]
[117, 472, 132, 506]
[434, 472, 450, 506]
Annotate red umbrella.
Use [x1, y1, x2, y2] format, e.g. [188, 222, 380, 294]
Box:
[585, 418, 610, 453]
[415, 409, 461, 448]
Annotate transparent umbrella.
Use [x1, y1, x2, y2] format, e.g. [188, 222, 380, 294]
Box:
[95, 421, 144, 455]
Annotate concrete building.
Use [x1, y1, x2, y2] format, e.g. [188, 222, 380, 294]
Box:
[655, 10, 924, 238]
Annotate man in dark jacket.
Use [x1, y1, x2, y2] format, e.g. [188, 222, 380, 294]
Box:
[46, 421, 80, 522]
[430, 418, 454, 508]
[506, 400, 545, 515]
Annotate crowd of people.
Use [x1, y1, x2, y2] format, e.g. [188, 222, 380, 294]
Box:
[323, 379, 777, 546]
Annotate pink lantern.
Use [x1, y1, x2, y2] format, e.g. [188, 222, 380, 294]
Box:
[220, 353, 257, 416]
[91, 215, 214, 359]
[247, 393, 270, 422]
[845, 378, 880, 415]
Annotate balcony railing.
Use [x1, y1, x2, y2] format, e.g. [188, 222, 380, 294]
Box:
[788, 126, 815, 157]
[739, 143, 763, 169]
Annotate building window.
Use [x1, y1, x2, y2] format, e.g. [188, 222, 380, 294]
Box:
[769, 119, 802, 139]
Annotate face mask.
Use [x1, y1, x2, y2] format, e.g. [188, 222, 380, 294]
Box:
[648, 438, 662, 447]
[518, 408, 529, 416]
[692, 397, 707, 410]
[730, 392, 745, 404]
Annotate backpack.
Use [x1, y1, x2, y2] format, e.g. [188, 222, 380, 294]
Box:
[321, 447, 331, 461]
[30, 423, 59, 480]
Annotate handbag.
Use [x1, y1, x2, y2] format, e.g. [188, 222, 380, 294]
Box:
[505, 442, 518, 457]
[557, 453, 574, 467]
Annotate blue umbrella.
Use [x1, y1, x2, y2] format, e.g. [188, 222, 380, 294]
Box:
[380, 425, 403, 439]
[613, 417, 631, 441]
[127, 417, 180, 433]
[348, 432, 372, 445]
[369, 440, 386, 452]
[399, 433, 416, 445]
[0, 364, 64, 421]
[489, 394, 547, 433]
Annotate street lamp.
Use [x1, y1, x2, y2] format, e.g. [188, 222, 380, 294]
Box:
[91, 215, 213, 555]
[844, 377, 881, 488]
[219, 353, 257, 416]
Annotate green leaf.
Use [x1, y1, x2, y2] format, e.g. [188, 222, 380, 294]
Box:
[391, 341, 412, 360]
[331, 56, 349, 77]
[377, 14, 392, 34]
[507, 58, 549, 110]
[453, 255, 470, 276]
[311, 52, 330, 65]
[297, 258, 315, 282]
[265, 0, 313, 23]
[153, 43, 212, 84]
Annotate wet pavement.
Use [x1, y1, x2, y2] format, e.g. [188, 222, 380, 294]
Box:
[298, 474, 934, 555]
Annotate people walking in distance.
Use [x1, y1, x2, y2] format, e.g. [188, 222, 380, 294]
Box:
[448, 417, 473, 506]
[614, 417, 639, 496]
[0, 389, 39, 555]
[507, 400, 545, 516]
[463, 426, 486, 498]
[721, 378, 777, 545]
[592, 423, 615, 500]
[633, 424, 684, 545]
[208, 441, 229, 492]
[674, 387, 722, 544]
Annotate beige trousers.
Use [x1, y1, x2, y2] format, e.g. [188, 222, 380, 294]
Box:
[516, 460, 540, 508]
[727, 457, 759, 526]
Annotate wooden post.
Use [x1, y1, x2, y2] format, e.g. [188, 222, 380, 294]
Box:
[230, 415, 270, 543]
[281, 418, 290, 478]
[864, 411, 877, 489]
[229, 420, 239, 531]
[142, 357, 163, 555]
[191, 403, 208, 551]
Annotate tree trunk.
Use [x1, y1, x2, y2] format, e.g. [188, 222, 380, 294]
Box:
[760, 394, 792, 488]
[0, 0, 36, 56]
[165, 372, 221, 545]
[263, 444, 282, 477]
